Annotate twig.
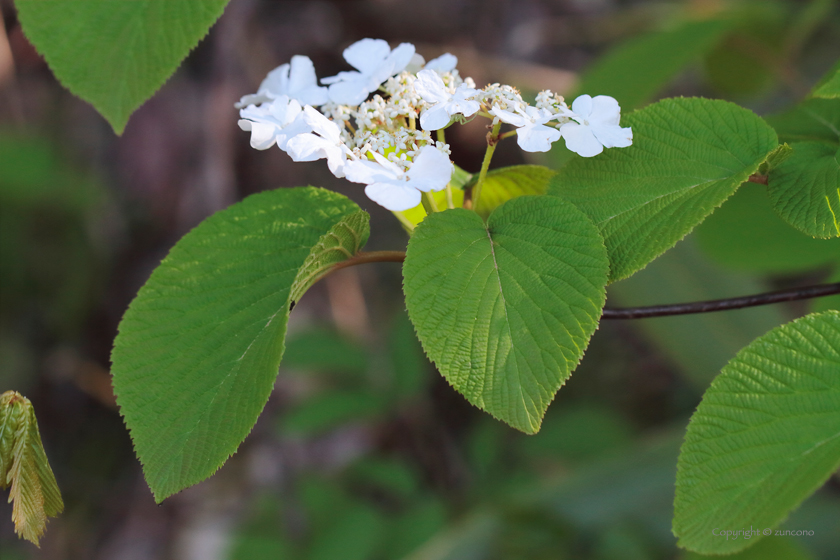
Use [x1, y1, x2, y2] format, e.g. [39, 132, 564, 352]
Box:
[601, 283, 840, 319]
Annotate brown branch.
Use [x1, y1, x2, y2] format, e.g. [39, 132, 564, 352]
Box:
[601, 283, 840, 320]
[748, 173, 768, 185]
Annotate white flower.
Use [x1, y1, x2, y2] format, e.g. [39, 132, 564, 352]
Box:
[490, 105, 567, 152]
[424, 53, 458, 73]
[236, 56, 329, 108]
[559, 95, 632, 157]
[237, 95, 311, 151]
[414, 69, 480, 131]
[344, 146, 453, 211]
[321, 39, 416, 105]
[405, 52, 458, 74]
[285, 106, 352, 178]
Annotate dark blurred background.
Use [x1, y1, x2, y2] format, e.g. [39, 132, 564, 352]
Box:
[1, 0, 839, 559]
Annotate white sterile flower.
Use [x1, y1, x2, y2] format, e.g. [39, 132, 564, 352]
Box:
[405, 52, 458, 74]
[559, 94, 633, 157]
[344, 146, 453, 211]
[236, 55, 329, 108]
[321, 39, 416, 105]
[285, 106, 352, 178]
[237, 95, 311, 151]
[414, 69, 480, 131]
[490, 105, 566, 152]
[424, 53, 458, 72]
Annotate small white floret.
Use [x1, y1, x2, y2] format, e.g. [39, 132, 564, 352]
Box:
[285, 106, 352, 177]
[414, 69, 480, 131]
[344, 146, 453, 211]
[559, 95, 632, 157]
[321, 39, 416, 106]
[237, 95, 311, 151]
[490, 105, 566, 152]
[236, 56, 329, 108]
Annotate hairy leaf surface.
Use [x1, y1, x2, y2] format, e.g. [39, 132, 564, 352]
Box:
[15, 0, 230, 133]
[403, 196, 609, 433]
[111, 188, 368, 501]
[549, 98, 778, 282]
[673, 311, 840, 554]
[768, 142, 840, 238]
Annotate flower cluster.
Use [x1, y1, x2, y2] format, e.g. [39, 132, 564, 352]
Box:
[237, 39, 632, 211]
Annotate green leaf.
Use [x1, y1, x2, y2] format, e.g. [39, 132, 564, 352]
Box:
[402, 196, 609, 433]
[473, 165, 555, 220]
[111, 187, 369, 501]
[765, 98, 840, 146]
[576, 19, 731, 110]
[549, 97, 779, 282]
[0, 391, 64, 547]
[696, 182, 840, 273]
[811, 59, 840, 99]
[768, 142, 840, 238]
[673, 310, 840, 554]
[14, 0, 230, 134]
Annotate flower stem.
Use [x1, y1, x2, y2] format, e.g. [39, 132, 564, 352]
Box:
[437, 129, 455, 209]
[392, 211, 416, 233]
[471, 122, 502, 211]
[421, 191, 439, 214]
[498, 129, 517, 141]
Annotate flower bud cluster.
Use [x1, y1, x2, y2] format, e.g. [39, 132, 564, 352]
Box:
[236, 38, 632, 211]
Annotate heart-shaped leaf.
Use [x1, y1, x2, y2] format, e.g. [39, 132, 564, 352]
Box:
[403, 196, 609, 433]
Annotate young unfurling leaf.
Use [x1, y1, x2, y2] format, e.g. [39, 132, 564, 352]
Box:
[0, 391, 64, 546]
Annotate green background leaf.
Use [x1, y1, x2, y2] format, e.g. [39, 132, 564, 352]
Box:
[403, 196, 609, 433]
[473, 165, 555, 219]
[111, 187, 368, 501]
[549, 97, 779, 282]
[811, 60, 840, 99]
[575, 19, 731, 111]
[15, 0, 230, 133]
[768, 142, 840, 238]
[765, 98, 840, 146]
[673, 310, 840, 554]
[695, 182, 840, 273]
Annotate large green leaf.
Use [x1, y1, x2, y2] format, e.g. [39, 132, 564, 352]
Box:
[673, 310, 840, 554]
[473, 165, 555, 219]
[765, 98, 840, 146]
[768, 142, 840, 238]
[576, 19, 731, 111]
[696, 182, 840, 272]
[549, 97, 779, 282]
[111, 187, 369, 501]
[402, 196, 609, 433]
[15, 0, 230, 134]
[0, 391, 63, 546]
